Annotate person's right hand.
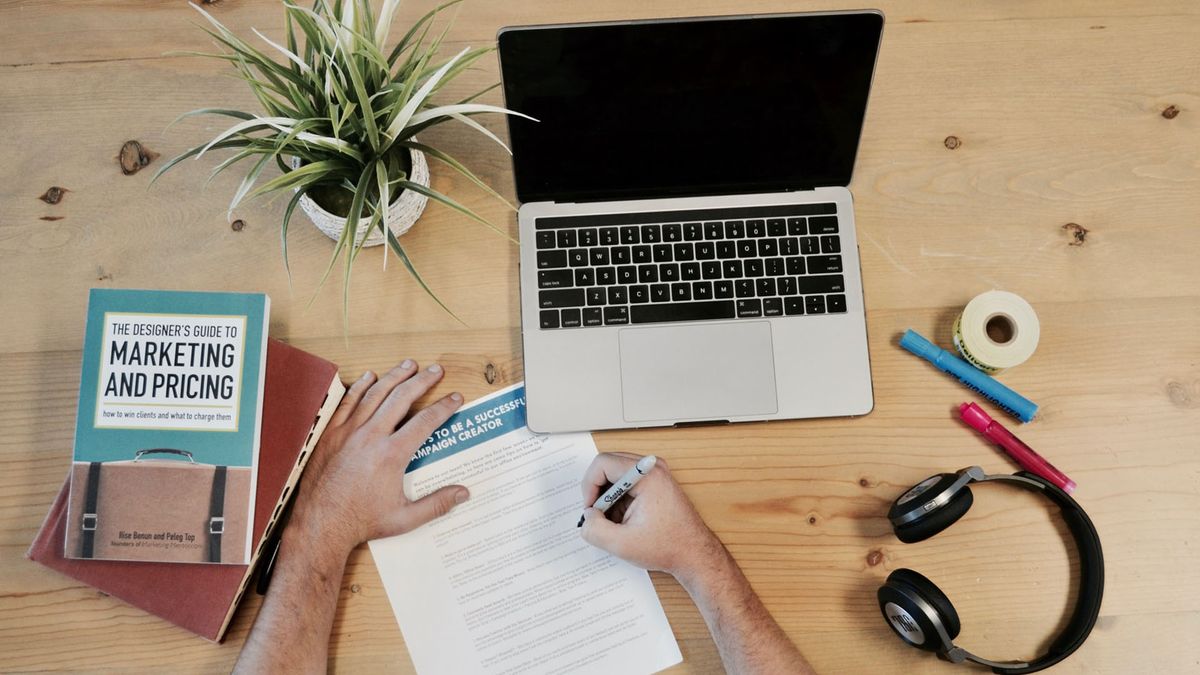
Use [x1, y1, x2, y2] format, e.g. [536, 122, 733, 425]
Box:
[578, 452, 728, 583]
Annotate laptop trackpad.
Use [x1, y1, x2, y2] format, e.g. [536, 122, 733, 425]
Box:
[619, 322, 778, 423]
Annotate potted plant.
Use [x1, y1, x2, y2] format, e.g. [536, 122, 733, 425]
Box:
[155, 0, 530, 321]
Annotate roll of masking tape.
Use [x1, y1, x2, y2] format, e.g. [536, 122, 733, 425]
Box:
[952, 291, 1040, 374]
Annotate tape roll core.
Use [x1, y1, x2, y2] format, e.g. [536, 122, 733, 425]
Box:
[985, 313, 1016, 345]
[953, 292, 1039, 374]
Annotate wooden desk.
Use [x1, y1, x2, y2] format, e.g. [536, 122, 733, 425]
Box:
[2, 1, 1197, 672]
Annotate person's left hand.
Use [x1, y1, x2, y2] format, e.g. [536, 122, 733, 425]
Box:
[290, 360, 470, 555]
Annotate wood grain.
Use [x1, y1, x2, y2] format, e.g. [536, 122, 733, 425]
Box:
[2, 1, 1198, 673]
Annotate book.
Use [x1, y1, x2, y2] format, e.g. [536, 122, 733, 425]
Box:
[65, 289, 270, 564]
[28, 338, 345, 641]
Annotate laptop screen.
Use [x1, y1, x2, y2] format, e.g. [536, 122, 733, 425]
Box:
[498, 11, 884, 204]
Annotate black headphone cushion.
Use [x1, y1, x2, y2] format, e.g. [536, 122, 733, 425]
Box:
[894, 485, 974, 544]
[887, 568, 961, 639]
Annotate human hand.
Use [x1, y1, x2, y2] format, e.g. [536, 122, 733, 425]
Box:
[291, 360, 470, 556]
[578, 452, 727, 583]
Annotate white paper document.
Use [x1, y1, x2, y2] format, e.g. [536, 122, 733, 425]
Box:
[369, 383, 682, 675]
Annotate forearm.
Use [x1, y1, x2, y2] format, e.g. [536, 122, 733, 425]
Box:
[234, 514, 354, 674]
[678, 541, 814, 675]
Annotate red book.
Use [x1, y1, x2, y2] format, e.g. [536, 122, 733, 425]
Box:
[27, 339, 345, 641]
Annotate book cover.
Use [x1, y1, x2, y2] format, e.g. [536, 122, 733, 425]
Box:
[65, 288, 270, 565]
[29, 338, 345, 641]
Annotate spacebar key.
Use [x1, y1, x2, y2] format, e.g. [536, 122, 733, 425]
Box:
[631, 300, 736, 324]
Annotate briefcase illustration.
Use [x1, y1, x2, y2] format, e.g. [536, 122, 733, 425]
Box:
[65, 449, 251, 564]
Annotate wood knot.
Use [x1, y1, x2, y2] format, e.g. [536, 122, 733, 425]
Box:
[484, 362, 497, 385]
[1062, 222, 1089, 246]
[1162, 105, 1180, 120]
[349, 584, 361, 594]
[40, 216, 65, 222]
[118, 140, 159, 175]
[1166, 381, 1198, 409]
[858, 477, 872, 488]
[96, 266, 113, 282]
[807, 515, 818, 526]
[39, 186, 68, 204]
[1089, 25, 1106, 30]
[230, 219, 246, 232]
[866, 549, 884, 566]
[943, 135, 962, 150]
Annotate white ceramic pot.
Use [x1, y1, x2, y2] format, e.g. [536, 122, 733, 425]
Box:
[293, 146, 430, 247]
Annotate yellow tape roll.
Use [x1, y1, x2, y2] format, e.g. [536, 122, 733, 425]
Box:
[952, 291, 1040, 374]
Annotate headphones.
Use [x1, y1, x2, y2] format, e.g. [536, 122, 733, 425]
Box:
[877, 466, 1104, 674]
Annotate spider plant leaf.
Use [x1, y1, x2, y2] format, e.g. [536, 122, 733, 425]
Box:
[386, 0, 463, 67]
[374, 0, 402, 48]
[151, 139, 251, 186]
[395, 178, 517, 244]
[382, 46, 471, 145]
[167, 108, 255, 130]
[400, 140, 515, 211]
[385, 228, 465, 325]
[445, 112, 510, 154]
[243, 159, 347, 202]
[280, 181, 306, 288]
[342, 47, 381, 151]
[252, 27, 311, 73]
[228, 153, 273, 218]
[407, 103, 535, 129]
[197, 116, 299, 158]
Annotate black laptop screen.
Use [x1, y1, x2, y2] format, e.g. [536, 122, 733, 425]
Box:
[498, 12, 883, 204]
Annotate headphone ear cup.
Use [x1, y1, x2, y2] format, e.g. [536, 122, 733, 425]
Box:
[894, 485, 974, 543]
[887, 569, 961, 639]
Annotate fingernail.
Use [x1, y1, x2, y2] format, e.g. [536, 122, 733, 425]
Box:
[360, 371, 374, 381]
[450, 392, 463, 403]
[428, 363, 443, 374]
[400, 359, 415, 370]
[454, 489, 470, 504]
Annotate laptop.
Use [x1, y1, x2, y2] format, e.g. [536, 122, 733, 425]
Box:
[498, 10, 883, 433]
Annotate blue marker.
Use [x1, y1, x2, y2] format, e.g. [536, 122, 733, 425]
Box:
[900, 329, 1038, 422]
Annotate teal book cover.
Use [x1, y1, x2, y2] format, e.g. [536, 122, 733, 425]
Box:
[65, 288, 270, 564]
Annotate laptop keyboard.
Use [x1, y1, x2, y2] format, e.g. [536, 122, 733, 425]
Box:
[533, 203, 847, 329]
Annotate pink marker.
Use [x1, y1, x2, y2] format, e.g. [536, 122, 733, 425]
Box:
[958, 402, 1077, 493]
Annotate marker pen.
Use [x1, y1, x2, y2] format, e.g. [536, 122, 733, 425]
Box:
[577, 455, 657, 527]
[899, 329, 1038, 422]
[959, 402, 1077, 493]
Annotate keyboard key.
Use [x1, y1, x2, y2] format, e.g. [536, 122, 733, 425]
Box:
[630, 285, 650, 303]
[763, 298, 783, 316]
[737, 299, 763, 317]
[586, 288, 606, 306]
[744, 259, 764, 277]
[575, 268, 595, 286]
[583, 307, 603, 326]
[786, 256, 806, 275]
[536, 231, 556, 249]
[589, 247, 609, 265]
[659, 263, 680, 282]
[747, 220, 767, 238]
[612, 246, 631, 264]
[787, 217, 807, 235]
[632, 245, 652, 263]
[695, 241, 715, 259]
[640, 224, 661, 243]
[540, 310, 560, 328]
[735, 280, 756, 298]
[800, 236, 819, 255]
[597, 267, 617, 285]
[540, 288, 585, 308]
[538, 269, 573, 288]
[723, 260, 743, 278]
[537, 250, 568, 269]
[638, 265, 658, 283]
[663, 224, 683, 242]
[671, 283, 691, 301]
[702, 261, 722, 279]
[767, 218, 787, 236]
[704, 222, 724, 239]
[578, 228, 598, 247]
[827, 294, 847, 313]
[785, 297, 805, 315]
[650, 284, 671, 302]
[778, 277, 797, 295]
[600, 227, 619, 245]
[820, 235, 841, 253]
[737, 241, 757, 258]
[617, 266, 637, 284]
[807, 255, 843, 274]
[568, 248, 588, 267]
[714, 280, 735, 298]
[631, 300, 735, 324]
[765, 257, 785, 276]
[604, 306, 630, 325]
[725, 221, 745, 238]
[673, 242, 695, 261]
[620, 226, 640, 244]
[556, 230, 576, 248]
[653, 244, 673, 262]
[805, 295, 826, 314]
[797, 275, 846, 294]
[684, 222, 703, 240]
[561, 308, 582, 328]
[693, 281, 713, 300]
[608, 286, 628, 304]
[809, 216, 839, 234]
[756, 278, 777, 297]
[717, 241, 738, 259]
[681, 262, 701, 281]
[758, 239, 778, 257]
[780, 237, 799, 256]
